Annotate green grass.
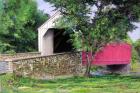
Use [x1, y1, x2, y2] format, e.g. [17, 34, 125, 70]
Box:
[1, 74, 140, 93]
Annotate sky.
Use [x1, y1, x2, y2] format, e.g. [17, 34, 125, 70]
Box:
[128, 23, 140, 42]
[37, 0, 55, 16]
[37, 0, 140, 42]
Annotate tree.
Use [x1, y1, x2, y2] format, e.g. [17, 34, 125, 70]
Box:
[45, 0, 140, 77]
[0, 0, 48, 53]
[134, 39, 140, 57]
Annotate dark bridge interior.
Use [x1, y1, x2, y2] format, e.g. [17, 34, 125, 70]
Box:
[53, 29, 73, 53]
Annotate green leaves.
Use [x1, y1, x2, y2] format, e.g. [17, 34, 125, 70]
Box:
[134, 39, 140, 58]
[0, 0, 48, 53]
[46, 0, 140, 52]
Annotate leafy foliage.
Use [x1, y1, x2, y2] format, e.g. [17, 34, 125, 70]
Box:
[0, 0, 48, 53]
[46, 0, 140, 51]
[134, 39, 140, 57]
[132, 39, 140, 71]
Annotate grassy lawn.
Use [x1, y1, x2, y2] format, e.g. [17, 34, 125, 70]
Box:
[1, 74, 140, 93]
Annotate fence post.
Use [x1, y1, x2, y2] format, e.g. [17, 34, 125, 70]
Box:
[0, 80, 1, 92]
[8, 61, 13, 73]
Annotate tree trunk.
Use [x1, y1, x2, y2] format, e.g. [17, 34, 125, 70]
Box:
[84, 52, 92, 77]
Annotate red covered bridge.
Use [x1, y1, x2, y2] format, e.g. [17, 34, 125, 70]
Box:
[82, 42, 132, 66]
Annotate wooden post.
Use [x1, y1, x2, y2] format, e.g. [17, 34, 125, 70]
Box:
[0, 80, 1, 92]
[8, 61, 13, 73]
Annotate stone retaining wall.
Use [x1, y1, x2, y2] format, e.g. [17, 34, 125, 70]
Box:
[0, 52, 41, 61]
[1, 52, 132, 78]
[0, 62, 9, 74]
[8, 52, 85, 79]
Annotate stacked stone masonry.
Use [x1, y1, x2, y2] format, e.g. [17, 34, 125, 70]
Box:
[10, 52, 85, 79]
[0, 52, 41, 74]
[0, 52, 41, 61]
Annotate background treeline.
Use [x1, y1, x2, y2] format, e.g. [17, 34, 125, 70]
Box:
[0, 0, 48, 53]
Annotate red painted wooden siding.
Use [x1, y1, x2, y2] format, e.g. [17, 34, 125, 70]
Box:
[82, 43, 132, 66]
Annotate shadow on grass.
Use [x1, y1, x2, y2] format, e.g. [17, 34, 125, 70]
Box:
[37, 75, 138, 84]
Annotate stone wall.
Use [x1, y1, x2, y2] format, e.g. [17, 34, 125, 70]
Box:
[0, 52, 41, 61]
[0, 62, 9, 74]
[9, 52, 85, 79]
[1, 52, 132, 78]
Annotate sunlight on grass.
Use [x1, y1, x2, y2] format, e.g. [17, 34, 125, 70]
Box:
[1, 74, 140, 93]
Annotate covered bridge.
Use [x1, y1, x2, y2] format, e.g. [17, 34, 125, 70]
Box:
[38, 11, 73, 56]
